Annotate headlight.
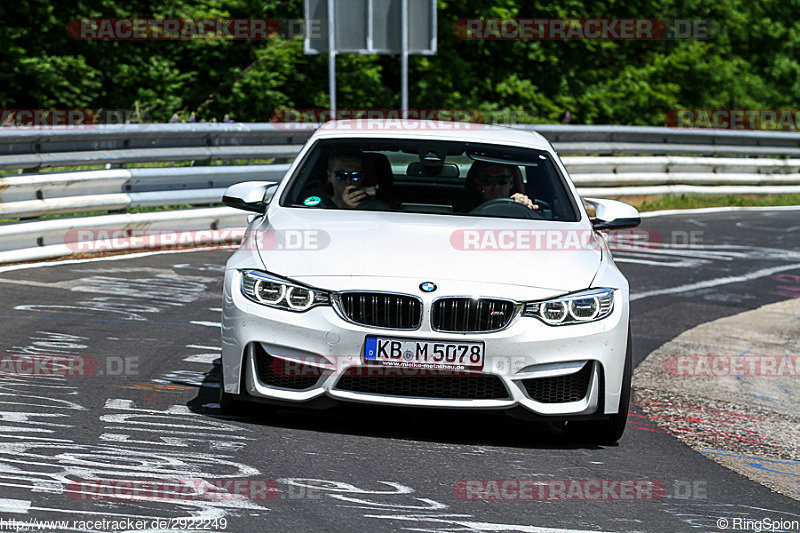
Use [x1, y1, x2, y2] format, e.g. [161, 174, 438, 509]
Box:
[523, 288, 614, 326]
[240, 270, 330, 312]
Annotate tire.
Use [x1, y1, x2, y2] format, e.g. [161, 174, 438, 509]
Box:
[569, 328, 632, 445]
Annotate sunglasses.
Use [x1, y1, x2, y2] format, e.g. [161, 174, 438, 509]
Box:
[333, 170, 363, 183]
[478, 174, 512, 186]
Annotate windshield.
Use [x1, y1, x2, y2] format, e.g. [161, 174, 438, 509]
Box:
[281, 139, 580, 222]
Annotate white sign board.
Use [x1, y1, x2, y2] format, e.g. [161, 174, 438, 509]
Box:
[305, 0, 436, 55]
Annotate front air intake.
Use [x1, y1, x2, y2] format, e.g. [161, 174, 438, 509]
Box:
[334, 369, 509, 399]
[253, 343, 322, 390]
[521, 362, 593, 403]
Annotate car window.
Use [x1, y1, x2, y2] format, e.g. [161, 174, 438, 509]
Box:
[281, 138, 579, 221]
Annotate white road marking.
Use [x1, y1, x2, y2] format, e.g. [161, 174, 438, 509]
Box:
[615, 257, 689, 267]
[102, 426, 249, 439]
[631, 263, 800, 300]
[183, 354, 221, 364]
[640, 204, 800, 218]
[70, 275, 213, 304]
[0, 498, 31, 513]
[0, 245, 236, 273]
[190, 321, 222, 327]
[97, 433, 128, 441]
[278, 479, 414, 495]
[20, 502, 236, 520]
[0, 434, 73, 442]
[187, 344, 221, 351]
[363, 513, 608, 532]
[611, 242, 800, 268]
[0, 278, 76, 289]
[103, 399, 193, 415]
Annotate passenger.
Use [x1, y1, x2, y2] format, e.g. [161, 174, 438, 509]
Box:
[456, 161, 539, 212]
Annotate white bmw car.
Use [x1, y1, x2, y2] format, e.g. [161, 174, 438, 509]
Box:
[220, 119, 640, 443]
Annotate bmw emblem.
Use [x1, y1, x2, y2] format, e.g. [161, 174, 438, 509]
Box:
[420, 282, 437, 293]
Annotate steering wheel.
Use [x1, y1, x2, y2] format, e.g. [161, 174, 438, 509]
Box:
[531, 198, 552, 211]
[469, 198, 546, 219]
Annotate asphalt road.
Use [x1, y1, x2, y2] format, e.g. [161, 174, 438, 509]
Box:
[0, 207, 798, 533]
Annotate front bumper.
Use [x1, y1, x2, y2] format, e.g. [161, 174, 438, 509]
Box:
[221, 270, 629, 417]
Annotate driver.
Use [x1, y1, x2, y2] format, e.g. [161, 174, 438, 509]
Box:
[456, 161, 539, 212]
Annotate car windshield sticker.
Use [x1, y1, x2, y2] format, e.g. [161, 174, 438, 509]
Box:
[303, 196, 321, 206]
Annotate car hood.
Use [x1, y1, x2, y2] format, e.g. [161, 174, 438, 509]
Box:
[253, 208, 603, 292]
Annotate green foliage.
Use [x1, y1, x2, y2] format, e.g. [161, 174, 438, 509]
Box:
[635, 193, 800, 211]
[1, 0, 798, 124]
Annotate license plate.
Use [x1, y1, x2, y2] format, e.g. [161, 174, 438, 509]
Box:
[365, 336, 484, 370]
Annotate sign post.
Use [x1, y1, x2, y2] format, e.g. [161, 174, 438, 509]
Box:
[305, 0, 437, 119]
[400, 0, 408, 118]
[327, 0, 336, 118]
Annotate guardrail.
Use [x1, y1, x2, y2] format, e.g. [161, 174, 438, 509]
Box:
[0, 165, 289, 218]
[564, 155, 800, 197]
[529, 125, 800, 156]
[4, 123, 800, 170]
[1, 123, 799, 264]
[0, 207, 245, 264]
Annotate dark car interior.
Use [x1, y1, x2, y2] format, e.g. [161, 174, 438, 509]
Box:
[281, 139, 580, 222]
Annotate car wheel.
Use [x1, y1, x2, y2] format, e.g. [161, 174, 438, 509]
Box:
[569, 328, 632, 445]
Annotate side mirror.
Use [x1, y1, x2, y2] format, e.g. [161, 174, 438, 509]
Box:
[583, 197, 641, 230]
[222, 181, 278, 213]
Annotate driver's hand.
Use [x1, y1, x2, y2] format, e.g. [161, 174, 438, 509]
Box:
[511, 193, 539, 210]
[342, 186, 367, 208]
